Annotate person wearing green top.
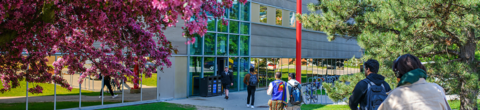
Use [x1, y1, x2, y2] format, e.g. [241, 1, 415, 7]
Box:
[378, 54, 450, 110]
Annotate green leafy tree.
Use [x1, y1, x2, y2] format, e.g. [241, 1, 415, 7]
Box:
[299, 0, 480, 109]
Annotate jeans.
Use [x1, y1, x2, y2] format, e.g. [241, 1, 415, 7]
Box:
[247, 86, 256, 105]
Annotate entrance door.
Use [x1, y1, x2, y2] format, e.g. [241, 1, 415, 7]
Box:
[217, 57, 227, 74]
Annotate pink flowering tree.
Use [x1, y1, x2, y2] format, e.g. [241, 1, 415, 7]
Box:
[0, 0, 246, 94]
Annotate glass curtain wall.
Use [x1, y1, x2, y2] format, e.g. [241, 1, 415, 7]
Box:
[188, 2, 250, 96]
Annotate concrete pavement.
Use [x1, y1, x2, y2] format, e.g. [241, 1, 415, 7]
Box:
[167, 89, 343, 110]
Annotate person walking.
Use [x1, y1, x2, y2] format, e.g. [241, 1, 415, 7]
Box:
[349, 59, 391, 110]
[219, 66, 233, 100]
[286, 73, 303, 110]
[378, 54, 451, 110]
[99, 74, 118, 98]
[244, 68, 259, 109]
[267, 72, 287, 110]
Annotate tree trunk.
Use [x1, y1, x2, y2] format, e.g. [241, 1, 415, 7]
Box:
[459, 28, 478, 110]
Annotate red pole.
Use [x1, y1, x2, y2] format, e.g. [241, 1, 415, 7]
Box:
[134, 58, 139, 89]
[296, 0, 302, 83]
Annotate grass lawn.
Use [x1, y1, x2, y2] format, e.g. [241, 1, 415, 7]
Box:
[301, 104, 350, 110]
[316, 89, 327, 95]
[0, 80, 104, 97]
[126, 73, 157, 87]
[0, 101, 121, 110]
[448, 100, 480, 109]
[101, 102, 196, 110]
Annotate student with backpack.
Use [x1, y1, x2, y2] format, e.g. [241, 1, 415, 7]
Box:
[243, 68, 259, 109]
[349, 59, 391, 110]
[267, 72, 287, 110]
[378, 54, 450, 110]
[286, 73, 303, 110]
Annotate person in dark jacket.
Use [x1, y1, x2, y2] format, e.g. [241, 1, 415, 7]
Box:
[219, 66, 233, 100]
[349, 59, 391, 110]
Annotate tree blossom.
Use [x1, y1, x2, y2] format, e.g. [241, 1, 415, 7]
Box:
[0, 0, 246, 94]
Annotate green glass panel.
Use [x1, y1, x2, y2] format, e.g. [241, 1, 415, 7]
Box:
[229, 21, 239, 34]
[207, 18, 215, 31]
[229, 57, 239, 91]
[204, 33, 215, 55]
[189, 56, 202, 96]
[217, 20, 228, 32]
[217, 34, 227, 55]
[241, 2, 250, 21]
[240, 22, 249, 34]
[240, 36, 249, 56]
[189, 34, 202, 55]
[230, 2, 239, 20]
[204, 57, 215, 77]
[229, 35, 239, 56]
[239, 57, 250, 90]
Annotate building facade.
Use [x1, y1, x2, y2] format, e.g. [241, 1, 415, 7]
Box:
[159, 0, 363, 100]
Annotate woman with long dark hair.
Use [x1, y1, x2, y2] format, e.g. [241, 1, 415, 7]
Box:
[378, 54, 450, 110]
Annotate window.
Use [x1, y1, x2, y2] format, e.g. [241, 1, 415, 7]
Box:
[217, 34, 227, 55]
[240, 36, 249, 56]
[240, 22, 249, 34]
[276, 9, 282, 25]
[204, 33, 215, 55]
[259, 5, 267, 23]
[229, 21, 239, 34]
[229, 35, 239, 56]
[290, 12, 296, 27]
[217, 20, 228, 32]
[189, 34, 202, 55]
[207, 17, 215, 31]
[241, 2, 250, 21]
[230, 1, 239, 20]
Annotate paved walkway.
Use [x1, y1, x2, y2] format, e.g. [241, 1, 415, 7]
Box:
[167, 89, 343, 110]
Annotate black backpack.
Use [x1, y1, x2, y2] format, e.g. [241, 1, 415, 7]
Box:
[249, 73, 258, 86]
[361, 79, 388, 110]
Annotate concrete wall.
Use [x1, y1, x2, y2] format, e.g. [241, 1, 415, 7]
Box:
[157, 57, 175, 100]
[163, 19, 188, 55]
[157, 56, 188, 99]
[174, 56, 188, 98]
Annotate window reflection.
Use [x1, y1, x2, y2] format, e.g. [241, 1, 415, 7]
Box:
[240, 22, 249, 35]
[276, 9, 282, 25]
[229, 57, 239, 91]
[229, 21, 239, 34]
[229, 35, 239, 56]
[241, 2, 250, 21]
[207, 18, 215, 31]
[290, 12, 295, 27]
[260, 5, 267, 23]
[217, 20, 228, 32]
[189, 57, 202, 96]
[239, 57, 250, 90]
[204, 33, 215, 55]
[230, 1, 239, 20]
[204, 57, 215, 77]
[217, 34, 227, 55]
[240, 36, 249, 56]
[189, 34, 202, 55]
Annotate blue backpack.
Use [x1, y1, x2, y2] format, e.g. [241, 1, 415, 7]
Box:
[361, 79, 388, 110]
[249, 73, 258, 86]
[288, 82, 303, 105]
